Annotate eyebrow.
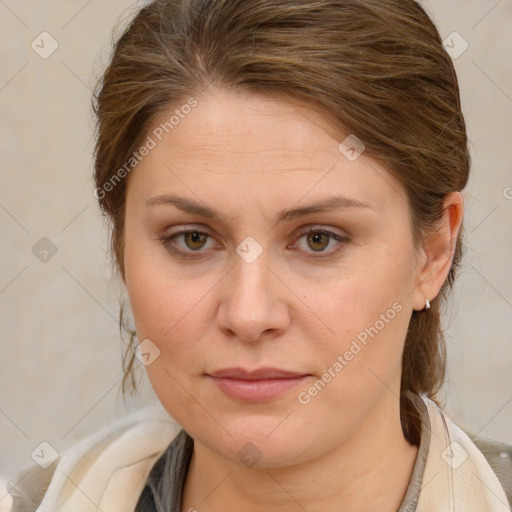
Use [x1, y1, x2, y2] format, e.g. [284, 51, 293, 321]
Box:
[146, 194, 372, 224]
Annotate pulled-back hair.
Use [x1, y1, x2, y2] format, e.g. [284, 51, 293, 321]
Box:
[92, 0, 469, 439]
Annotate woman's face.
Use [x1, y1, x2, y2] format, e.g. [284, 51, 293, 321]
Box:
[123, 89, 428, 467]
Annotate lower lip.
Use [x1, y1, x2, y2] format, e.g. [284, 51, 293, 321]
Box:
[208, 376, 309, 402]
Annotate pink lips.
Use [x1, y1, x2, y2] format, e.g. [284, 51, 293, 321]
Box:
[207, 367, 309, 402]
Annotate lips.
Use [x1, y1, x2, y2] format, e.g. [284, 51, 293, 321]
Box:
[208, 367, 307, 380]
[206, 367, 310, 402]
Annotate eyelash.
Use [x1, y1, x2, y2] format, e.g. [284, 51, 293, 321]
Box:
[158, 227, 349, 260]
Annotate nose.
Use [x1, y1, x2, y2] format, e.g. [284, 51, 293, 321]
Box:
[216, 252, 291, 343]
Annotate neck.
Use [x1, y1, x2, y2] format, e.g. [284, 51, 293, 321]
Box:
[181, 394, 418, 512]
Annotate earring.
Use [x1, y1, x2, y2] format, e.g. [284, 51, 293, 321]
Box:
[425, 298, 431, 310]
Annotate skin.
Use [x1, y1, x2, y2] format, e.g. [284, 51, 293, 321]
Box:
[123, 88, 464, 512]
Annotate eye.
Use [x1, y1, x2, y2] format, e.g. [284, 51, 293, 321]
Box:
[158, 228, 219, 258]
[288, 228, 349, 259]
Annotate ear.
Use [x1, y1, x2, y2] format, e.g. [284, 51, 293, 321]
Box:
[411, 192, 465, 311]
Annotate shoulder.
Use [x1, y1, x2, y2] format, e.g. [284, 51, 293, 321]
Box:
[472, 436, 512, 506]
[411, 393, 511, 507]
[2, 403, 181, 512]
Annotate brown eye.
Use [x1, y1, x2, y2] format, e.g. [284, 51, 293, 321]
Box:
[158, 228, 217, 259]
[307, 231, 330, 252]
[183, 231, 209, 250]
[288, 227, 349, 260]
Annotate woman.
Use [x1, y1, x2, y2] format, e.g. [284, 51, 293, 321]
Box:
[5, 0, 511, 510]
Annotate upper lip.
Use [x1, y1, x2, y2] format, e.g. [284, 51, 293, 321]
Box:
[207, 367, 308, 380]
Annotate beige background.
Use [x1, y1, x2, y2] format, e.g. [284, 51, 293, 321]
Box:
[0, 0, 511, 477]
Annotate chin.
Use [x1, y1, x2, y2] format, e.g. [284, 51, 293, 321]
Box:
[200, 417, 316, 468]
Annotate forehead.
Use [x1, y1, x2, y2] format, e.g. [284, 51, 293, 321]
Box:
[151, 89, 343, 162]
[127, 89, 407, 215]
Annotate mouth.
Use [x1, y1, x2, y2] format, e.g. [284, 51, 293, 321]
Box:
[206, 367, 311, 402]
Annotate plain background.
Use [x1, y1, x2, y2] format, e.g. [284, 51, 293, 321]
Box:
[1, 0, 511, 477]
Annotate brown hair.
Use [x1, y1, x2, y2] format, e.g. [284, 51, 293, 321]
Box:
[92, 0, 469, 438]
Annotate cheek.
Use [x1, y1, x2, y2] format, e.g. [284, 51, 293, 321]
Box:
[123, 243, 222, 429]
[312, 245, 413, 332]
[125, 262, 207, 353]
[124, 261, 212, 424]
[124, 230, 192, 349]
[304, 245, 415, 384]
[312, 280, 408, 370]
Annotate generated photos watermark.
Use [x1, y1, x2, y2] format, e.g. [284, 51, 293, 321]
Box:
[297, 301, 403, 405]
[94, 97, 198, 200]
